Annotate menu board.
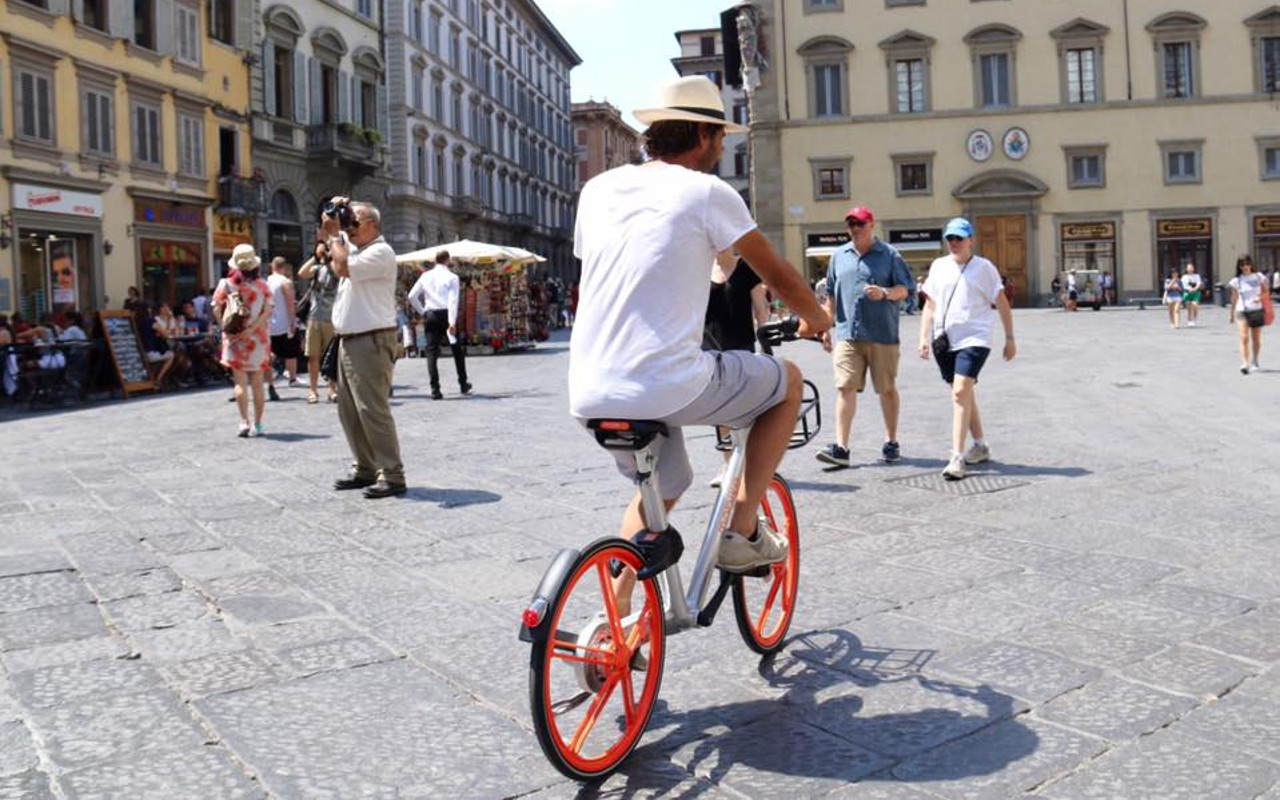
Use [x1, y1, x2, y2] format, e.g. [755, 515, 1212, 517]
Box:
[96, 310, 155, 397]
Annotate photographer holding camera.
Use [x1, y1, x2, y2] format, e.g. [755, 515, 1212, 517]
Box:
[321, 197, 406, 499]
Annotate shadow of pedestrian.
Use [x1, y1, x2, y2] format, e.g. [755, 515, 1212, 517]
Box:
[261, 432, 332, 442]
[979, 462, 1091, 479]
[402, 487, 502, 508]
[597, 628, 1034, 796]
[785, 480, 860, 495]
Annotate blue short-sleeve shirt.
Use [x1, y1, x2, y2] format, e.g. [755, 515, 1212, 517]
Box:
[826, 239, 915, 344]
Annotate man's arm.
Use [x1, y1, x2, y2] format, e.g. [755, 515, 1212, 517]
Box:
[407, 274, 426, 314]
[733, 229, 831, 337]
[995, 290, 1016, 361]
[447, 274, 460, 330]
[884, 254, 913, 303]
[283, 281, 296, 331]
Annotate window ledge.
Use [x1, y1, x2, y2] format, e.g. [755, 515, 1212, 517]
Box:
[78, 154, 120, 175]
[130, 163, 168, 181]
[125, 42, 165, 65]
[1067, 182, 1106, 190]
[176, 174, 208, 192]
[73, 21, 117, 46]
[9, 138, 62, 163]
[1163, 177, 1202, 186]
[896, 189, 932, 197]
[172, 61, 205, 79]
[4, 0, 58, 27]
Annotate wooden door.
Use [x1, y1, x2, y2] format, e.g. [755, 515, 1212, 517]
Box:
[976, 215, 1027, 306]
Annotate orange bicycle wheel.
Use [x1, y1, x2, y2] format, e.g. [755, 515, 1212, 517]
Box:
[732, 474, 800, 654]
[529, 538, 665, 780]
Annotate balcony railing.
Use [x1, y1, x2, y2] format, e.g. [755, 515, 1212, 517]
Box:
[305, 123, 383, 173]
[216, 175, 266, 215]
[451, 195, 484, 217]
[507, 213, 534, 231]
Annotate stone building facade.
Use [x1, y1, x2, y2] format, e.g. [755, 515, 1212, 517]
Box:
[244, 0, 388, 268]
[383, 0, 580, 279]
[671, 26, 750, 205]
[0, 0, 252, 313]
[570, 100, 639, 187]
[743, 0, 1280, 305]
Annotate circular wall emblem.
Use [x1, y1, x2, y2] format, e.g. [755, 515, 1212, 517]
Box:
[1002, 127, 1030, 160]
[966, 130, 993, 162]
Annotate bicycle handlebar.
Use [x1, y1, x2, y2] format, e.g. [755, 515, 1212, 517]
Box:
[755, 316, 802, 355]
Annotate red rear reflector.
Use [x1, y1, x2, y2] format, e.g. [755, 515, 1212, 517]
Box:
[598, 421, 630, 431]
[522, 607, 542, 627]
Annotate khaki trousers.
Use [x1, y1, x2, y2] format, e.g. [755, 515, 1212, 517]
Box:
[337, 329, 404, 485]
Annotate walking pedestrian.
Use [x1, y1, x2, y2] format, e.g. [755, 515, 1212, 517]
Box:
[1181, 263, 1203, 327]
[704, 248, 770, 487]
[1050, 274, 1061, 307]
[407, 249, 472, 400]
[917, 218, 1016, 481]
[1065, 270, 1079, 312]
[213, 244, 273, 437]
[266, 257, 298, 400]
[322, 197, 406, 499]
[1102, 271, 1116, 305]
[1164, 271, 1184, 328]
[1229, 255, 1267, 374]
[815, 205, 914, 467]
[297, 242, 339, 404]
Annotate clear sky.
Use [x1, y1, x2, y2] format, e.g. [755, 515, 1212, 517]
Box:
[536, 0, 727, 132]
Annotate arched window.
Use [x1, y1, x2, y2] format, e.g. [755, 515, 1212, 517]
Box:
[269, 189, 299, 221]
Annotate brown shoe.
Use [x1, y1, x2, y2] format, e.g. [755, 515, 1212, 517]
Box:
[363, 480, 407, 499]
[334, 475, 376, 491]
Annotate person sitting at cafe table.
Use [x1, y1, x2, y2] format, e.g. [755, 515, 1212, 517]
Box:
[57, 312, 88, 343]
[135, 302, 177, 389]
[178, 299, 220, 384]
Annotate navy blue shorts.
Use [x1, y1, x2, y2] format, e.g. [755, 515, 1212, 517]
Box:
[935, 346, 991, 384]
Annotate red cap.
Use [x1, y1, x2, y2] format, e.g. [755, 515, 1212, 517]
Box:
[844, 206, 875, 224]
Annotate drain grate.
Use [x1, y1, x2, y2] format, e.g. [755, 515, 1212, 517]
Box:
[885, 471, 1030, 496]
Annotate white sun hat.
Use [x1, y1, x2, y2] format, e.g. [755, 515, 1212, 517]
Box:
[634, 76, 748, 134]
[227, 243, 261, 270]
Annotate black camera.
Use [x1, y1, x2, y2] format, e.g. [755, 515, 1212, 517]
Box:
[322, 198, 354, 228]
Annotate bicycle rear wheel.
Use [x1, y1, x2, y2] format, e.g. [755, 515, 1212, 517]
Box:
[732, 474, 800, 654]
[528, 538, 665, 780]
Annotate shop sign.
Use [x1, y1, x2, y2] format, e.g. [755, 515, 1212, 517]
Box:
[1156, 218, 1212, 239]
[143, 241, 201, 264]
[1061, 222, 1116, 241]
[1254, 215, 1280, 235]
[889, 228, 942, 248]
[135, 200, 205, 228]
[213, 214, 253, 252]
[12, 183, 103, 218]
[806, 232, 850, 248]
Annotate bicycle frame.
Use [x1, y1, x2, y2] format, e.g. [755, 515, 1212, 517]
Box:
[631, 426, 751, 635]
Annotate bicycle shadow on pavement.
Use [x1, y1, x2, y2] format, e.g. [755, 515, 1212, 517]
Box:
[607, 628, 1034, 796]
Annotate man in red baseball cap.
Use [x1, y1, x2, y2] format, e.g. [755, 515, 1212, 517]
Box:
[816, 204, 915, 468]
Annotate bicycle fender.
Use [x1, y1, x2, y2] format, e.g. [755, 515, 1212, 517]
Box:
[519, 547, 580, 644]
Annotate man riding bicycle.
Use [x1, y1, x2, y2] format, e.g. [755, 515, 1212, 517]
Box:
[569, 76, 832, 580]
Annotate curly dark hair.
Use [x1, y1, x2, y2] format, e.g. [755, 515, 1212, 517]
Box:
[642, 121, 720, 159]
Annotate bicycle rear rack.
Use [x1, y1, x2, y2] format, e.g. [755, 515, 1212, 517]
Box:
[716, 379, 822, 452]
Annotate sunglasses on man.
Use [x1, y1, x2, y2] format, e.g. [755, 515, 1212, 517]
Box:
[846, 220, 868, 229]
[945, 235, 967, 242]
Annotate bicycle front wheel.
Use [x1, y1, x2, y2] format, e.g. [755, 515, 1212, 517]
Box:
[732, 474, 800, 654]
[528, 538, 665, 780]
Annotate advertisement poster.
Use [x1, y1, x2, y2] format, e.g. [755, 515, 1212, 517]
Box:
[48, 239, 78, 308]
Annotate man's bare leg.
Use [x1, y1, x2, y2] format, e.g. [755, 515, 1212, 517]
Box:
[730, 360, 803, 535]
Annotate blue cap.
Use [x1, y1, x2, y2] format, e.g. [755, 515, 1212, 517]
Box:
[944, 217, 974, 239]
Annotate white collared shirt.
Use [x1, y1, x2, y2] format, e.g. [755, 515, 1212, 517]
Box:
[407, 265, 461, 326]
[332, 234, 397, 335]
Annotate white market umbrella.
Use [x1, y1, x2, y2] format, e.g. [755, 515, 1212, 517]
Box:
[396, 239, 543, 266]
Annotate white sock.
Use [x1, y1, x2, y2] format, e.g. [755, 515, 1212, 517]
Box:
[952, 450, 964, 459]
[972, 439, 986, 448]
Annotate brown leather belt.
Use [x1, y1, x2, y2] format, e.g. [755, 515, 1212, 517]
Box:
[338, 326, 397, 341]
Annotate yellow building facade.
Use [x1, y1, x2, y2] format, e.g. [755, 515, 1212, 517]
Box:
[747, 0, 1280, 305]
[0, 0, 252, 318]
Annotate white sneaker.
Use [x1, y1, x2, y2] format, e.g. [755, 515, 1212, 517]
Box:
[964, 443, 990, 465]
[718, 516, 788, 572]
[1250, 362, 1261, 373]
[942, 454, 966, 481]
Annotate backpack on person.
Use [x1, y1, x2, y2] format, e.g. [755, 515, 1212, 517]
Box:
[221, 283, 250, 335]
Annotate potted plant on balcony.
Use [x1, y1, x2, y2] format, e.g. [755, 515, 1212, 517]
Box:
[338, 121, 361, 138]
[363, 128, 384, 146]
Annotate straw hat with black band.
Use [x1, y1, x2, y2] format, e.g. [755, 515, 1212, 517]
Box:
[634, 76, 748, 134]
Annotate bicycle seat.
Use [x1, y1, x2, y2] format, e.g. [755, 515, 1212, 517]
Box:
[586, 419, 669, 450]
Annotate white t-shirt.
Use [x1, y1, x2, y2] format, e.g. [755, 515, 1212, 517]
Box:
[1230, 273, 1266, 312]
[569, 161, 757, 419]
[332, 235, 398, 335]
[267, 273, 292, 336]
[1181, 273, 1203, 292]
[923, 254, 1004, 350]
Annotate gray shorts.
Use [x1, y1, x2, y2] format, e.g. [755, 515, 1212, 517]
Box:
[595, 350, 789, 499]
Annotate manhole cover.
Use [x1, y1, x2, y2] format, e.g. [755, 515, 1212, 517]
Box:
[885, 471, 1030, 496]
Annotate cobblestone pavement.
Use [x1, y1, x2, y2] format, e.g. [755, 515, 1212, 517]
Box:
[1, 304, 1278, 799]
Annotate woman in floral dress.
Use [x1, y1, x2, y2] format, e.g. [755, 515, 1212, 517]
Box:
[213, 244, 274, 437]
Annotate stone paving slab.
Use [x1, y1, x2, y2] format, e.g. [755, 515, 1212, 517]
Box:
[1, 312, 1278, 797]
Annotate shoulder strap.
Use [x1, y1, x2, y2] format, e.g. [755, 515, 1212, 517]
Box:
[938, 260, 970, 333]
